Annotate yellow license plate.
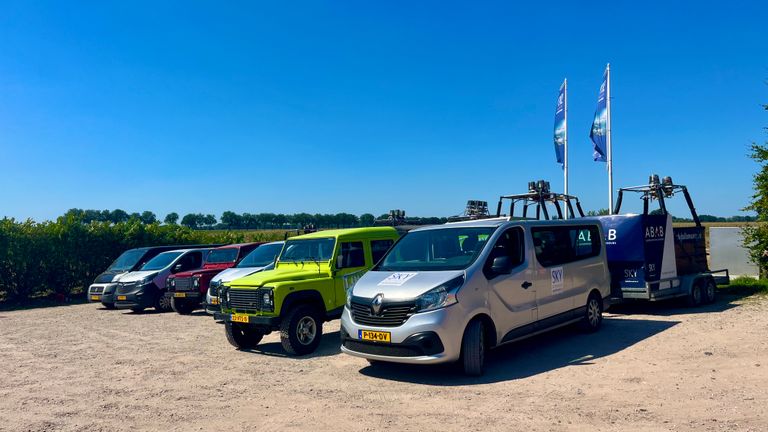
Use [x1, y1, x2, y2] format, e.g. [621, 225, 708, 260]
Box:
[174, 292, 186, 298]
[359, 330, 391, 343]
[90, 295, 101, 301]
[117, 295, 127, 301]
[231, 314, 249, 323]
[210, 298, 219, 305]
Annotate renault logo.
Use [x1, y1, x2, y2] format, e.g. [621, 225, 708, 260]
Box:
[371, 293, 384, 316]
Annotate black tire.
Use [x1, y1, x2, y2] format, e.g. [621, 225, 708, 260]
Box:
[686, 281, 703, 307]
[103, 303, 116, 310]
[171, 297, 196, 315]
[224, 321, 264, 349]
[130, 307, 144, 313]
[280, 304, 323, 356]
[579, 292, 603, 332]
[154, 291, 172, 312]
[703, 278, 716, 304]
[460, 319, 485, 377]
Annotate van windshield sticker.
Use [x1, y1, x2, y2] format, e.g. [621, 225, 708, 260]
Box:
[378, 272, 418, 286]
[551, 267, 564, 293]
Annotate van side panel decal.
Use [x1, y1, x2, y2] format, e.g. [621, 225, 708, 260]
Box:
[551, 267, 564, 294]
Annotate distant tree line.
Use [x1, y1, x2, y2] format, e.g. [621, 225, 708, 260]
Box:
[62, 209, 450, 230]
[64, 208, 753, 230]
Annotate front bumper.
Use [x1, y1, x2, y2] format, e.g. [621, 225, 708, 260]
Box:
[88, 283, 117, 305]
[169, 290, 202, 300]
[339, 305, 463, 364]
[114, 285, 155, 310]
[204, 295, 220, 315]
[213, 311, 280, 326]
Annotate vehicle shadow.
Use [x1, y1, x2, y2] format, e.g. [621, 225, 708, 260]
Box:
[358, 316, 679, 386]
[608, 291, 743, 317]
[242, 330, 342, 359]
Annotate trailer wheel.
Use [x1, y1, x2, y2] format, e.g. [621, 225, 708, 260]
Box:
[225, 321, 264, 349]
[686, 281, 703, 307]
[460, 319, 486, 376]
[703, 278, 717, 304]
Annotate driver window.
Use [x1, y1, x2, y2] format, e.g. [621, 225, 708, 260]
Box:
[485, 228, 524, 268]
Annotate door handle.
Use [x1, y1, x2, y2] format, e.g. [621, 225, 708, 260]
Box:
[521, 281, 532, 289]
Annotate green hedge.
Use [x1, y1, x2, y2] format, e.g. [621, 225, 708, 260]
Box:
[0, 216, 285, 302]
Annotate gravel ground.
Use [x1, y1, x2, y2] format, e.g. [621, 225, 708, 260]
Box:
[0, 293, 766, 432]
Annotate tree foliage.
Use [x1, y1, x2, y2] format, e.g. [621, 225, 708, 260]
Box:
[743, 104, 768, 271]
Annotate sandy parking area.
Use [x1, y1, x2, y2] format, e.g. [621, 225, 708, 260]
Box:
[0, 293, 766, 432]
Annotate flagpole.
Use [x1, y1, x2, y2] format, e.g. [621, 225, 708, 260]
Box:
[606, 63, 613, 214]
[563, 78, 568, 219]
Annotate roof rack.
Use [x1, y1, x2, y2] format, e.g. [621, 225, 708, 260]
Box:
[448, 180, 585, 222]
[614, 174, 701, 226]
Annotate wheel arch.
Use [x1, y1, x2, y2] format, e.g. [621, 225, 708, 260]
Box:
[466, 313, 497, 349]
[281, 289, 325, 316]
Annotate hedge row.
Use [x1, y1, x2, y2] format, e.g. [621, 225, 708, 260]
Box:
[0, 216, 285, 302]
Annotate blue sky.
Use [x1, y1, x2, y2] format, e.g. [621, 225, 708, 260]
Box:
[1, 1, 766, 221]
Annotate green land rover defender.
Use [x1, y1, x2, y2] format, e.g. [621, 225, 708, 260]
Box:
[216, 227, 400, 355]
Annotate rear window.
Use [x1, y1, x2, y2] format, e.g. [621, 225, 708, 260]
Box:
[531, 225, 601, 267]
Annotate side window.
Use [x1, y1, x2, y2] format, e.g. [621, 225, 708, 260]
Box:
[532, 225, 600, 267]
[371, 239, 394, 264]
[189, 251, 203, 269]
[339, 241, 365, 269]
[178, 252, 202, 271]
[484, 227, 524, 275]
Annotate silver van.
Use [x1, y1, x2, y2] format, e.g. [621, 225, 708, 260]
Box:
[340, 218, 610, 376]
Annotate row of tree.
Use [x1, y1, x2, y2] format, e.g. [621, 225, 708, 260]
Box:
[63, 209, 449, 230]
[63, 207, 756, 230]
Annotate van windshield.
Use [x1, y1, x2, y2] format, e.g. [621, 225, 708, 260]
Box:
[106, 249, 146, 272]
[238, 243, 284, 268]
[141, 251, 183, 271]
[206, 248, 238, 264]
[376, 227, 496, 271]
[279, 238, 335, 262]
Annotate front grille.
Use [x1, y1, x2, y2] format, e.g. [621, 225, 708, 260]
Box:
[116, 282, 137, 294]
[90, 286, 104, 294]
[350, 299, 416, 327]
[228, 289, 263, 314]
[343, 340, 423, 357]
[174, 277, 193, 291]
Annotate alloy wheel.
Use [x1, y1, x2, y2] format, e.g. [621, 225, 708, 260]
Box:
[588, 298, 601, 327]
[296, 316, 317, 345]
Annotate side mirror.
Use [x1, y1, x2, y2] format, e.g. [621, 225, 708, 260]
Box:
[336, 255, 344, 269]
[172, 264, 183, 273]
[490, 256, 512, 275]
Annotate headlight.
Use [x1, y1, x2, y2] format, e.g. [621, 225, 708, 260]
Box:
[192, 277, 200, 288]
[346, 285, 353, 309]
[261, 287, 274, 311]
[139, 277, 152, 286]
[415, 276, 464, 313]
[169, 278, 176, 287]
[209, 280, 221, 295]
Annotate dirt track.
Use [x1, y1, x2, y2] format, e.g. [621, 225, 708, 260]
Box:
[1, 293, 767, 432]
